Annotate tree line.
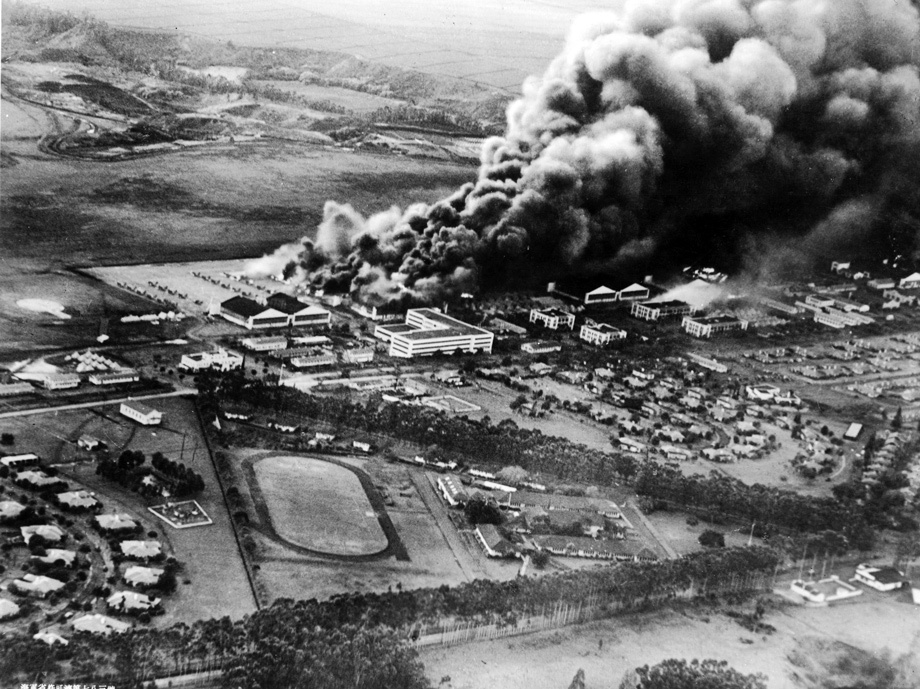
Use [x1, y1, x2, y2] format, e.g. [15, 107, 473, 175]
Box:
[1, 546, 777, 687]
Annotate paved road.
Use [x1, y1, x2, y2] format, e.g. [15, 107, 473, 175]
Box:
[410, 470, 486, 582]
[0, 387, 195, 419]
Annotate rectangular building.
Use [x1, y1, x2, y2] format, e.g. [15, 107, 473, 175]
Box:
[374, 309, 493, 358]
[1, 453, 40, 470]
[240, 336, 288, 352]
[339, 347, 375, 365]
[42, 374, 81, 390]
[289, 350, 337, 368]
[529, 308, 575, 330]
[220, 297, 289, 330]
[120, 400, 162, 426]
[682, 315, 749, 338]
[630, 300, 692, 321]
[0, 382, 34, 396]
[579, 323, 626, 346]
[88, 371, 140, 386]
[520, 340, 562, 354]
[265, 293, 331, 327]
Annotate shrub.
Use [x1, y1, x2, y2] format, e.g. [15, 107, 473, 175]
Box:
[698, 530, 725, 548]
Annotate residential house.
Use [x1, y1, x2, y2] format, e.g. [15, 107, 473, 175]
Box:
[31, 548, 77, 568]
[853, 564, 907, 592]
[120, 540, 163, 560]
[56, 490, 101, 511]
[474, 524, 518, 558]
[124, 566, 164, 588]
[72, 614, 130, 635]
[21, 524, 64, 545]
[95, 513, 139, 534]
[11, 573, 65, 598]
[0, 500, 25, 522]
[107, 590, 161, 614]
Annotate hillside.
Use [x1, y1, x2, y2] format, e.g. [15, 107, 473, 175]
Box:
[1, 1, 510, 125]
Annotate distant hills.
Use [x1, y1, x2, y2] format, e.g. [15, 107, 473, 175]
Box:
[1, 1, 511, 125]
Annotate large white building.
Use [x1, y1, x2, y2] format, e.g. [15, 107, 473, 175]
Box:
[630, 300, 693, 321]
[374, 309, 493, 358]
[180, 348, 243, 372]
[119, 400, 162, 426]
[529, 308, 575, 330]
[220, 297, 289, 330]
[266, 293, 331, 327]
[682, 315, 749, 338]
[579, 323, 626, 346]
[551, 282, 650, 305]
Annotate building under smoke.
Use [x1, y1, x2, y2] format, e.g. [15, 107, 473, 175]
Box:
[251, 0, 920, 306]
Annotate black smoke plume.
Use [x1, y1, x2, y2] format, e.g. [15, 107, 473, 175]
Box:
[252, 0, 920, 304]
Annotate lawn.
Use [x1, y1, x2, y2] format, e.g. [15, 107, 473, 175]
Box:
[253, 455, 387, 556]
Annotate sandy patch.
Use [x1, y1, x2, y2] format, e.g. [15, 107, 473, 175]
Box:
[16, 298, 70, 319]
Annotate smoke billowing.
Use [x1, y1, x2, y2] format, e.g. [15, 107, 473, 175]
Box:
[254, 0, 920, 304]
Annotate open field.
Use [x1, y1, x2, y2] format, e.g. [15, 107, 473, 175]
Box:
[86, 258, 310, 322]
[41, 0, 599, 91]
[228, 452, 478, 603]
[247, 80, 405, 113]
[1, 89, 478, 352]
[421, 590, 920, 689]
[253, 455, 387, 555]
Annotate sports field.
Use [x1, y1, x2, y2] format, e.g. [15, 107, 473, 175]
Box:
[254, 455, 388, 556]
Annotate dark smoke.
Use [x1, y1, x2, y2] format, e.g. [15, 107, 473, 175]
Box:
[254, 0, 920, 304]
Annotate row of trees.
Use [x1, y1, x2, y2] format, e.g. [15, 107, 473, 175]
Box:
[96, 450, 204, 497]
[1, 546, 778, 686]
[633, 462, 875, 549]
[151, 452, 206, 496]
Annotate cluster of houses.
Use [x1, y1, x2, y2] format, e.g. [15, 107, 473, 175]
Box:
[435, 475, 657, 563]
[1, 449, 172, 632]
[861, 432, 907, 494]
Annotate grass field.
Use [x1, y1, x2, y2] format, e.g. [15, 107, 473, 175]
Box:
[420, 589, 920, 689]
[253, 455, 388, 556]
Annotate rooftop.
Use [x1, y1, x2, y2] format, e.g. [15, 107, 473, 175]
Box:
[382, 308, 491, 341]
[221, 296, 268, 318]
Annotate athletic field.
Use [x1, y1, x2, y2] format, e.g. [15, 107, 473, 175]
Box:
[254, 455, 387, 556]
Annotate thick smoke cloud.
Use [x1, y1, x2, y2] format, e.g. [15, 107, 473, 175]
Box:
[269, 0, 920, 304]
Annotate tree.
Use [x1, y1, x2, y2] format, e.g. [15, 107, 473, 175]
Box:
[532, 550, 550, 569]
[623, 659, 767, 689]
[698, 530, 725, 548]
[496, 465, 528, 484]
[892, 407, 903, 430]
[464, 496, 504, 525]
[0, 433, 13, 446]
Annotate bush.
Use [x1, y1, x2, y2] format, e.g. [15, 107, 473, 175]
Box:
[698, 530, 725, 548]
